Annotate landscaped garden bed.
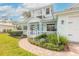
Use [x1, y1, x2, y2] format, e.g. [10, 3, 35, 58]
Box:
[28, 33, 69, 51]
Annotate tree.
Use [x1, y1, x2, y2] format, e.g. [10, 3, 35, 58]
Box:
[22, 11, 31, 19]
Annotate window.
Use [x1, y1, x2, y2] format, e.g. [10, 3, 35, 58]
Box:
[30, 25, 35, 30]
[37, 16, 42, 19]
[61, 20, 64, 24]
[37, 15, 46, 19]
[46, 8, 50, 14]
[23, 26, 27, 30]
[47, 24, 56, 31]
[37, 24, 39, 30]
[68, 22, 72, 24]
[17, 26, 22, 30]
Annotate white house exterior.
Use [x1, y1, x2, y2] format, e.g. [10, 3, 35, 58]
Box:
[55, 4, 79, 42]
[0, 19, 16, 32]
[22, 3, 79, 42]
[22, 4, 57, 37]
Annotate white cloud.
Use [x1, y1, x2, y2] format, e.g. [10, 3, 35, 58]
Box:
[0, 5, 15, 17]
[0, 6, 13, 12]
[15, 6, 25, 15]
[0, 5, 26, 20]
[0, 5, 23, 19]
[23, 3, 51, 9]
[0, 3, 52, 21]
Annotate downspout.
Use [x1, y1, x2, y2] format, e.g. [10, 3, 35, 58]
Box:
[56, 15, 60, 46]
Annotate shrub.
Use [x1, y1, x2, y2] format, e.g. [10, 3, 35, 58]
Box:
[43, 43, 56, 49]
[28, 39, 40, 46]
[47, 34, 58, 45]
[58, 45, 64, 51]
[9, 31, 23, 36]
[43, 43, 64, 51]
[7, 29, 12, 33]
[29, 33, 69, 51]
[35, 33, 47, 39]
[3, 29, 7, 33]
[39, 39, 46, 46]
[59, 36, 69, 45]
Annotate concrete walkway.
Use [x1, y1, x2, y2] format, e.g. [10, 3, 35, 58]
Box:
[69, 43, 79, 54]
[19, 38, 79, 56]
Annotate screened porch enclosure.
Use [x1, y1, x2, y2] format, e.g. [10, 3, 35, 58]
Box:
[27, 21, 57, 37]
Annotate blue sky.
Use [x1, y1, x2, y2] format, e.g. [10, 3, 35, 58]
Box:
[0, 3, 72, 11]
[0, 3, 22, 8]
[0, 3, 72, 21]
[54, 3, 72, 12]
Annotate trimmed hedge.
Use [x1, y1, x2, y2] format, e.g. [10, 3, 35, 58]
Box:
[35, 33, 47, 39]
[9, 31, 23, 36]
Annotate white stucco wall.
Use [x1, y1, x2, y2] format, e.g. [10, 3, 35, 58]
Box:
[57, 12, 79, 42]
[57, 15, 68, 36]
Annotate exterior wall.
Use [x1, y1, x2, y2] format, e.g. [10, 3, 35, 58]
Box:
[0, 21, 16, 32]
[0, 25, 15, 32]
[57, 12, 79, 42]
[31, 5, 53, 18]
[57, 15, 68, 36]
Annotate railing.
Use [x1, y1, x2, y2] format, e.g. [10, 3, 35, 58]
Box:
[27, 31, 56, 37]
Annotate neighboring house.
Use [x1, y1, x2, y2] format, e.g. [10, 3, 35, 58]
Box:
[0, 19, 16, 32]
[22, 4, 57, 37]
[55, 4, 79, 42]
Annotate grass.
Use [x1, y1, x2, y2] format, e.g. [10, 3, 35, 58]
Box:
[0, 33, 35, 56]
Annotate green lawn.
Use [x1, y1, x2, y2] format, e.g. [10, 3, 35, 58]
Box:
[0, 33, 35, 56]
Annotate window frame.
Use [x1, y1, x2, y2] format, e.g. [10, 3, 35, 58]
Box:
[46, 8, 50, 15]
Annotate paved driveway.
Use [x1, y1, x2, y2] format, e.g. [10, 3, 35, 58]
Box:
[19, 38, 79, 56]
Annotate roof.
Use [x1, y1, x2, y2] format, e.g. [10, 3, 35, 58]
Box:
[54, 4, 79, 16]
[28, 4, 53, 11]
[26, 17, 42, 24]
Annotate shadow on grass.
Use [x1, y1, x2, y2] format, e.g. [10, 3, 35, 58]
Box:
[8, 34, 27, 39]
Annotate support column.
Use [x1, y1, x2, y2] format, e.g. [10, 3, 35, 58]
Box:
[21, 24, 24, 31]
[39, 22, 42, 35]
[27, 23, 30, 36]
[20, 24, 24, 36]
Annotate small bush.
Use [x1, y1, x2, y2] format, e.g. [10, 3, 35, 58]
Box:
[59, 36, 69, 45]
[39, 39, 46, 45]
[28, 39, 40, 46]
[35, 33, 47, 39]
[3, 29, 7, 33]
[7, 29, 12, 33]
[47, 34, 58, 45]
[43, 43, 55, 49]
[9, 31, 23, 36]
[58, 45, 64, 51]
[43, 43, 64, 51]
